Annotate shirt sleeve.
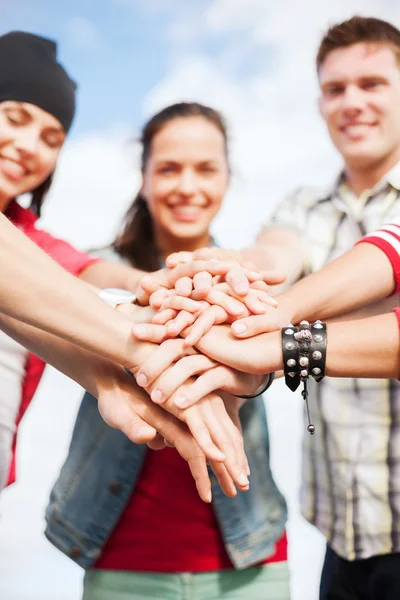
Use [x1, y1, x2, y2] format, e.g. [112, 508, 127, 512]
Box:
[23, 225, 100, 275]
[357, 222, 400, 294]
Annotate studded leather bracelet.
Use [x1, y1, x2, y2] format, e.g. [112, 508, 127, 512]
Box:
[281, 320, 327, 435]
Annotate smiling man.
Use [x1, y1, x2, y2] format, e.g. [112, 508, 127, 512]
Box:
[253, 16, 400, 600]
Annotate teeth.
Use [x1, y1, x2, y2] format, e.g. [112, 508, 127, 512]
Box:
[173, 206, 200, 215]
[344, 124, 371, 135]
[1, 158, 26, 175]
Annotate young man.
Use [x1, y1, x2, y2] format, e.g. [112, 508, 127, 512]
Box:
[257, 16, 400, 600]
[171, 15, 400, 600]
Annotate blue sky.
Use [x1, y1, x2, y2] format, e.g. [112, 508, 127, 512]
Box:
[2, 0, 241, 137]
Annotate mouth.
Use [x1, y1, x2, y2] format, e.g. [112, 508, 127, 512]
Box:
[0, 157, 29, 182]
[339, 122, 377, 140]
[170, 205, 204, 223]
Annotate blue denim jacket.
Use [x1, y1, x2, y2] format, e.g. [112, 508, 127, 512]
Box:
[44, 247, 287, 570]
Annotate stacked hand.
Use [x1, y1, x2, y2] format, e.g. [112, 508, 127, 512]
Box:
[111, 253, 289, 502]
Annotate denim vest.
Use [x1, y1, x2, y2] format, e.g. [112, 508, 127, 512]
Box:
[44, 247, 287, 570]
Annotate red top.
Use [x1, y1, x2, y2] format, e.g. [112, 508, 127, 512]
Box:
[95, 447, 287, 573]
[4, 200, 98, 485]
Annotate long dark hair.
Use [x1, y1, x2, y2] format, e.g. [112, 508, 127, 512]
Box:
[28, 173, 53, 217]
[114, 102, 229, 271]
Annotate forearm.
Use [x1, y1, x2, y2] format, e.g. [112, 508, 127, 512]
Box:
[0, 312, 113, 398]
[325, 313, 400, 378]
[80, 260, 146, 294]
[277, 243, 395, 324]
[0, 214, 142, 365]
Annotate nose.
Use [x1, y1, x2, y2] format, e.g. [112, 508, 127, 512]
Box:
[176, 168, 197, 196]
[341, 84, 364, 117]
[14, 127, 40, 158]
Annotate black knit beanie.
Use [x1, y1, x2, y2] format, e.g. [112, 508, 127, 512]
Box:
[0, 31, 76, 132]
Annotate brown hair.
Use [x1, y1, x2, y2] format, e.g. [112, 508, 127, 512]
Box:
[114, 102, 229, 271]
[317, 16, 400, 71]
[28, 173, 53, 217]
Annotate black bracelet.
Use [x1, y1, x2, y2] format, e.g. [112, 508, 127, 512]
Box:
[281, 325, 301, 391]
[235, 372, 275, 399]
[309, 321, 327, 382]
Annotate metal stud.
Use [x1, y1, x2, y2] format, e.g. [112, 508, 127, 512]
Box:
[312, 367, 321, 375]
[300, 369, 308, 378]
[300, 320, 310, 326]
[299, 356, 309, 367]
[312, 351, 322, 360]
[313, 323, 323, 329]
[285, 342, 295, 351]
[287, 359, 296, 367]
[313, 334, 323, 343]
[285, 328, 294, 335]
[288, 372, 296, 378]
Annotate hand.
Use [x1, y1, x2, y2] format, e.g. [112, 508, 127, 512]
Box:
[194, 324, 283, 375]
[132, 337, 267, 409]
[95, 366, 214, 502]
[231, 305, 290, 338]
[136, 260, 279, 306]
[126, 338, 250, 490]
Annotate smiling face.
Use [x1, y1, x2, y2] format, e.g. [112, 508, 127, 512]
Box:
[141, 116, 230, 249]
[318, 42, 400, 172]
[0, 101, 65, 211]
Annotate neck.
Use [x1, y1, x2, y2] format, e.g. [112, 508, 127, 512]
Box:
[155, 229, 212, 262]
[344, 149, 400, 196]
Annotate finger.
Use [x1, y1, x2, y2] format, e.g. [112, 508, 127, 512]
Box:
[160, 295, 203, 313]
[166, 251, 194, 268]
[152, 308, 178, 325]
[203, 288, 246, 317]
[183, 411, 226, 463]
[225, 266, 250, 296]
[193, 271, 213, 296]
[166, 311, 196, 337]
[147, 433, 167, 450]
[209, 461, 237, 497]
[231, 311, 282, 337]
[174, 366, 229, 409]
[175, 276, 193, 297]
[183, 305, 228, 347]
[193, 247, 216, 261]
[149, 288, 172, 310]
[256, 270, 287, 286]
[136, 272, 168, 305]
[132, 323, 169, 343]
[193, 400, 249, 490]
[136, 339, 195, 388]
[166, 427, 212, 503]
[150, 355, 216, 404]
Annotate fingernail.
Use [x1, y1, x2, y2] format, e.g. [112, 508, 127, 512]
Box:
[236, 283, 249, 294]
[151, 389, 163, 403]
[206, 490, 212, 503]
[175, 395, 189, 409]
[238, 474, 249, 486]
[232, 322, 247, 335]
[136, 373, 148, 387]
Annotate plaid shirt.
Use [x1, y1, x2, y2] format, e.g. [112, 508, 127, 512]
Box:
[265, 161, 400, 560]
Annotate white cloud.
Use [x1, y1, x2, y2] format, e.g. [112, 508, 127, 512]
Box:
[40, 130, 140, 251]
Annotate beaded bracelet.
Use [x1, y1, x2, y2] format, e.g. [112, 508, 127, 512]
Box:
[281, 320, 327, 435]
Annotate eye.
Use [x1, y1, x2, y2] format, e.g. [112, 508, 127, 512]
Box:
[326, 86, 344, 97]
[199, 164, 218, 174]
[42, 133, 64, 149]
[6, 112, 24, 126]
[362, 80, 380, 90]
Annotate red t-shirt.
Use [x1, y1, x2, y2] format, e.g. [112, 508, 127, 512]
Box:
[95, 447, 287, 573]
[4, 200, 98, 485]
